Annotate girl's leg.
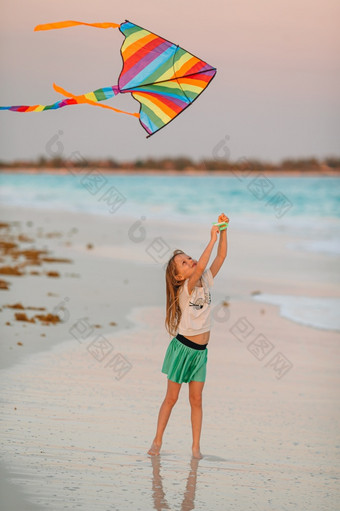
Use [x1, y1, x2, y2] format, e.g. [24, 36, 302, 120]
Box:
[188, 380, 205, 458]
[147, 379, 182, 455]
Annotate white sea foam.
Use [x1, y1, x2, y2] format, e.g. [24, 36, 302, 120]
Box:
[288, 239, 340, 256]
[252, 294, 340, 331]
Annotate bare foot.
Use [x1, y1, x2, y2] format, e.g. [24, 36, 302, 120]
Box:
[192, 447, 202, 459]
[147, 440, 162, 456]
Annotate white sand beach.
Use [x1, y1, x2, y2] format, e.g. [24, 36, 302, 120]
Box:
[0, 203, 339, 510]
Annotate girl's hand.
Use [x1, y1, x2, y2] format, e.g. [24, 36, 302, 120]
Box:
[218, 213, 229, 224]
[210, 224, 220, 243]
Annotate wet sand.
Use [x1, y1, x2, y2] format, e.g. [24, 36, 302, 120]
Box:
[0, 204, 339, 510]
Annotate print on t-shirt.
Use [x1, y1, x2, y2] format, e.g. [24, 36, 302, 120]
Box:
[189, 289, 211, 310]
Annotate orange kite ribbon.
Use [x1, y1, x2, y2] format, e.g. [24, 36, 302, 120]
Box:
[53, 83, 140, 118]
[34, 21, 121, 31]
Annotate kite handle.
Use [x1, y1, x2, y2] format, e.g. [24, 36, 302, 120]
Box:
[213, 221, 229, 231]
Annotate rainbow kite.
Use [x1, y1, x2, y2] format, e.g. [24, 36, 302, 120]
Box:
[0, 20, 217, 137]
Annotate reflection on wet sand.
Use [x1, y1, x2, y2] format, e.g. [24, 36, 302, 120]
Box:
[150, 456, 200, 511]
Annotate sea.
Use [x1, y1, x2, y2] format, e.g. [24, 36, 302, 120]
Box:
[0, 172, 339, 234]
[1, 171, 340, 330]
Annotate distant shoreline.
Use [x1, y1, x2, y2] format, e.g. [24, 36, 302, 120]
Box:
[1, 167, 339, 177]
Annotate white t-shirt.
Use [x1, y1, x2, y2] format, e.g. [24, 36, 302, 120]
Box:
[177, 268, 214, 336]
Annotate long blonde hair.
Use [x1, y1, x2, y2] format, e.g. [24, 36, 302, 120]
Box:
[165, 249, 185, 337]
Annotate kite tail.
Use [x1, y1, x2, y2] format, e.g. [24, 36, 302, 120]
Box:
[53, 84, 140, 118]
[1, 20, 139, 118]
[0, 98, 78, 113]
[34, 20, 121, 31]
[0, 84, 139, 118]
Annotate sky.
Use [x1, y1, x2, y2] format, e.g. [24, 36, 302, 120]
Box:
[0, 0, 339, 164]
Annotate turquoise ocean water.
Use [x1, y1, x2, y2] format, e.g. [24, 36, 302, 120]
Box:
[1, 172, 340, 330]
[0, 170, 340, 254]
[1, 172, 339, 247]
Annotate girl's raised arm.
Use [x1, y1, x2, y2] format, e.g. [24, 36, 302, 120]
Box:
[209, 213, 229, 278]
[187, 225, 219, 294]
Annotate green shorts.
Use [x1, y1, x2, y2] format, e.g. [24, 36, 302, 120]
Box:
[161, 336, 208, 384]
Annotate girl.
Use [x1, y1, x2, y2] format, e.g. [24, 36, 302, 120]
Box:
[147, 213, 229, 459]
